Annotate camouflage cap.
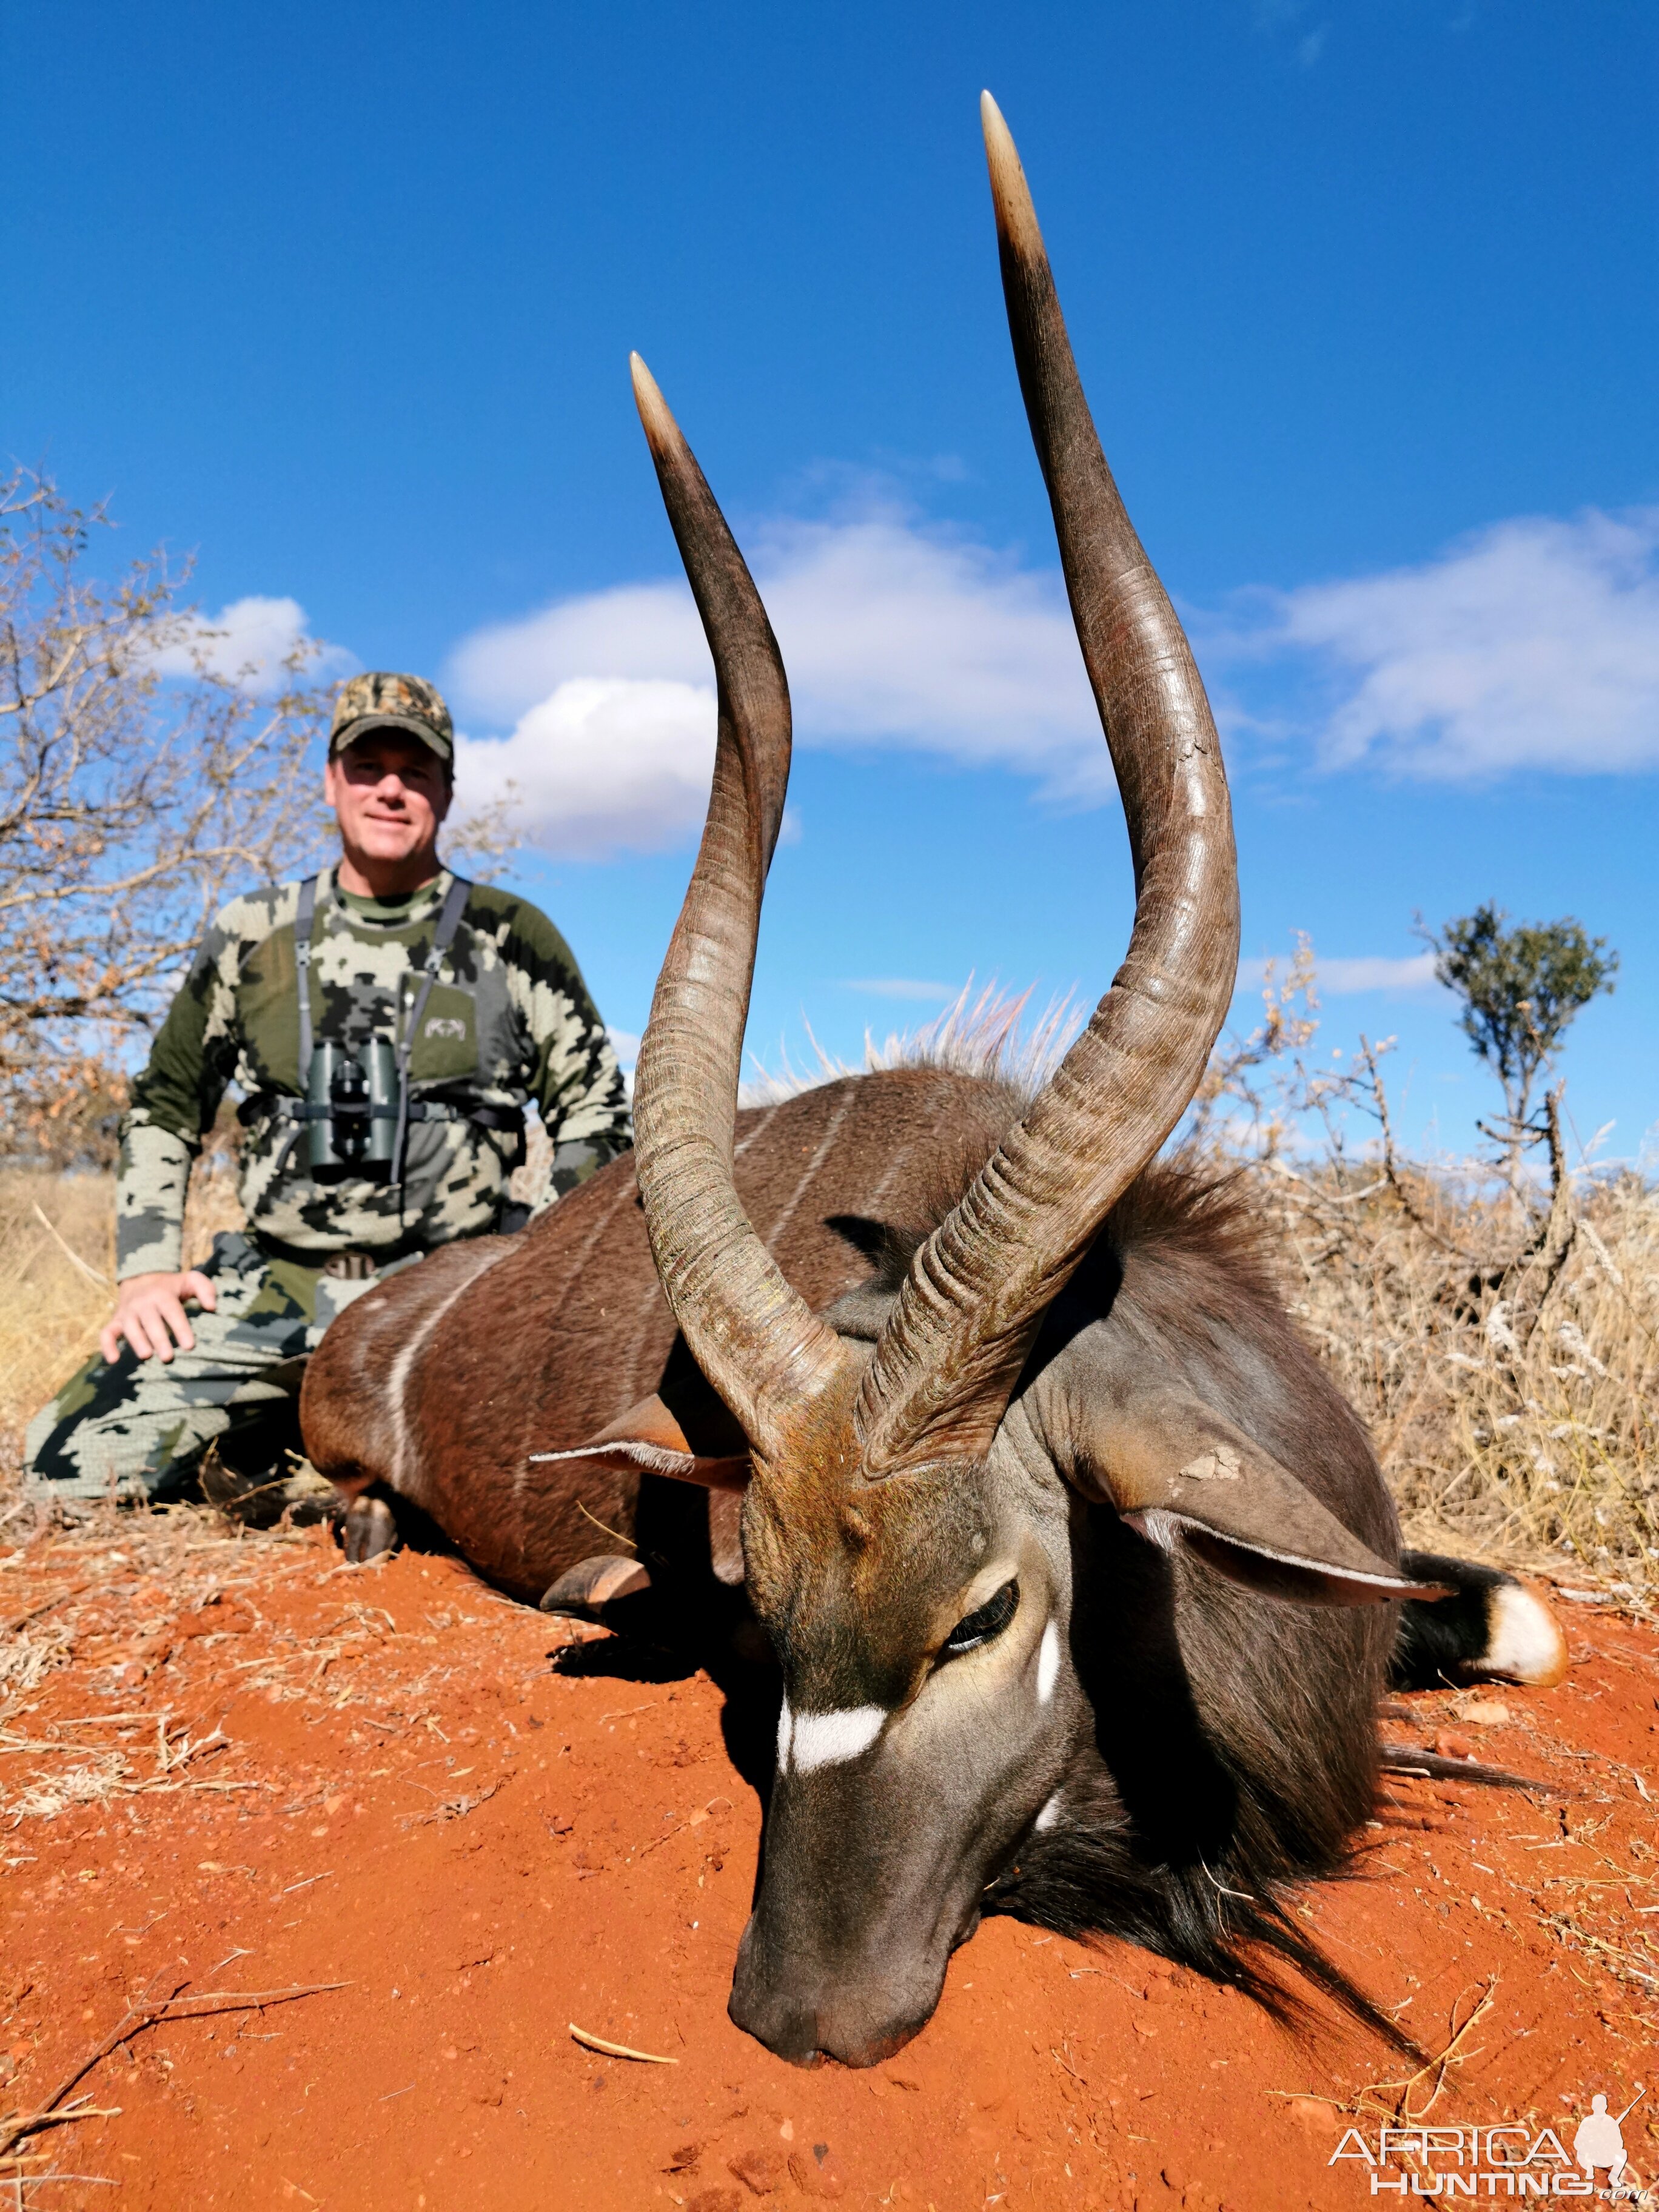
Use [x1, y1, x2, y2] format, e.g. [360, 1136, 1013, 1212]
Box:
[329, 672, 454, 766]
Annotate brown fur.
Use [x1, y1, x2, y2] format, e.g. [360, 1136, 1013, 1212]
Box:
[301, 1067, 1019, 1598]
[304, 1069, 1375, 1610]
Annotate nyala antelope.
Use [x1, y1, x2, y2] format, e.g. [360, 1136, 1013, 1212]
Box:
[303, 95, 1566, 2069]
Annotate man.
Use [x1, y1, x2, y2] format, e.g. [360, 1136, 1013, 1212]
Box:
[26, 671, 630, 1506]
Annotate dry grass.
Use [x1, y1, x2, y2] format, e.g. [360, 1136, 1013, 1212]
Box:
[1251, 1155, 1658, 1597]
[0, 1161, 244, 1477]
[0, 1171, 115, 1476]
[0, 1712, 239, 1823]
[1190, 949, 1658, 1604]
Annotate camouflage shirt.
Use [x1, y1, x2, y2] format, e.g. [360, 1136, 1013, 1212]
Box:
[117, 867, 631, 1279]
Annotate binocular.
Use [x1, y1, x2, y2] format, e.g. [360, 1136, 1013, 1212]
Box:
[306, 1041, 401, 1182]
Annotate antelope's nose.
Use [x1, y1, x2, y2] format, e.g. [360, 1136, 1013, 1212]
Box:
[727, 1920, 936, 2070]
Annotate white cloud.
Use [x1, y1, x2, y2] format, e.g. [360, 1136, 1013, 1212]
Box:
[446, 495, 1659, 861]
[603, 1025, 641, 1103]
[444, 505, 1104, 858]
[450, 584, 706, 720]
[1238, 951, 1441, 996]
[152, 595, 352, 696]
[754, 515, 1101, 789]
[1247, 507, 1659, 780]
[838, 977, 962, 1001]
[1253, 0, 1328, 65]
[454, 677, 716, 859]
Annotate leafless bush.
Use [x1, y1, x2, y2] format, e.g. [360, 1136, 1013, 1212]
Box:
[1, 1055, 131, 1174]
[0, 466, 329, 1166]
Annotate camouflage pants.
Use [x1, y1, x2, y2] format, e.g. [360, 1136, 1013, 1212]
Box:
[23, 1231, 394, 1504]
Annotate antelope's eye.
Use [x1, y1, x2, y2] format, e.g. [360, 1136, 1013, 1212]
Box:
[940, 1578, 1020, 1661]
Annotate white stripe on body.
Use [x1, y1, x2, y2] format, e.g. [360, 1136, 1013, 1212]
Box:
[762, 1087, 857, 1254]
[734, 1102, 783, 1159]
[565, 1170, 640, 1305]
[387, 1255, 502, 1492]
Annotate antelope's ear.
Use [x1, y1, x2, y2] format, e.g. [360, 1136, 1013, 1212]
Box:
[528, 1393, 751, 1492]
[1062, 1390, 1452, 1607]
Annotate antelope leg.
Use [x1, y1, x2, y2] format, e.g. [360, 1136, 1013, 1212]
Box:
[343, 1491, 400, 1565]
[539, 1555, 652, 1619]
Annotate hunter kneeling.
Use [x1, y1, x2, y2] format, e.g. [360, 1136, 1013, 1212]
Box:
[25, 671, 631, 1513]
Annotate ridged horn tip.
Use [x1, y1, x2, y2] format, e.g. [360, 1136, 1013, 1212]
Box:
[629, 351, 679, 459]
[979, 91, 1045, 264]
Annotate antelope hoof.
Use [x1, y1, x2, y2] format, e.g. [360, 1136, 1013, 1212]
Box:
[538, 1554, 651, 1619]
[343, 1493, 400, 1565]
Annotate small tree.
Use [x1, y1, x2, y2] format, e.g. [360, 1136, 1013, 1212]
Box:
[0, 467, 330, 1166]
[1424, 902, 1617, 1166]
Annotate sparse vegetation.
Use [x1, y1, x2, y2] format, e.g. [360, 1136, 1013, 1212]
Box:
[1250, 1114, 1657, 1595]
[1194, 950, 1655, 1603]
[0, 466, 332, 1168]
[1422, 902, 1618, 1175]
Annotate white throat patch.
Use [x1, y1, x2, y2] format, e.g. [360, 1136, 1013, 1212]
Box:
[776, 1697, 886, 1775]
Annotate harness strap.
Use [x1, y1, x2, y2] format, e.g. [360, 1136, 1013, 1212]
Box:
[390, 872, 472, 1191]
[259, 871, 486, 1192]
[295, 873, 319, 1093]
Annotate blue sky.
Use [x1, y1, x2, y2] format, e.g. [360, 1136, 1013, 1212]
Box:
[7, 1, 1657, 1164]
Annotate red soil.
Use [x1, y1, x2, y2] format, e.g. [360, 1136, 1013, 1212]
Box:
[1, 1529, 1654, 2210]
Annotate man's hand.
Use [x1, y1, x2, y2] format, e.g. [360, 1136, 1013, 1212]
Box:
[101, 1271, 218, 1367]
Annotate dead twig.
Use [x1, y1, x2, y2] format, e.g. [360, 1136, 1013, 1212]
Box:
[30, 1204, 109, 1287]
[568, 2023, 676, 2065]
[401, 1777, 505, 1828]
[0, 1981, 350, 2157]
[573, 1498, 637, 1552]
[1357, 1979, 1497, 2123]
[2, 1584, 94, 1638]
[0, 2100, 126, 2168]
[1356, 1037, 1478, 1262]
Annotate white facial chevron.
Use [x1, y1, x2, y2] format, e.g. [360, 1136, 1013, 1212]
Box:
[776, 1697, 886, 1775]
[1036, 1620, 1061, 1704]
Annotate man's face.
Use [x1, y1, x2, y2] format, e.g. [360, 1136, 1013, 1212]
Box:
[324, 730, 452, 865]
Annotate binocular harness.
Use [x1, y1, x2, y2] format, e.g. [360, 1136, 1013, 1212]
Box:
[247, 873, 522, 1195]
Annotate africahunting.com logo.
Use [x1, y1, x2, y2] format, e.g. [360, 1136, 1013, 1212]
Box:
[1328, 2086, 1649, 2200]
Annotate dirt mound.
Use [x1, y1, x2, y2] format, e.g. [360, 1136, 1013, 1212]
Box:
[1, 1523, 1654, 2209]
